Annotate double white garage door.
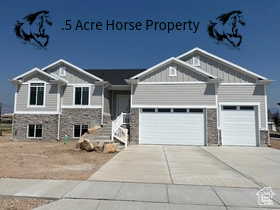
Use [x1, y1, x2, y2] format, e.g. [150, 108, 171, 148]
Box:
[139, 108, 205, 145]
[139, 106, 257, 146]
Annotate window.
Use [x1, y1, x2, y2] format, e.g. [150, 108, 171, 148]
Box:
[173, 108, 187, 113]
[158, 108, 171, 112]
[29, 83, 44, 106]
[28, 124, 42, 138]
[222, 106, 237, 110]
[74, 87, 89, 105]
[59, 67, 66, 76]
[74, 124, 88, 138]
[240, 106, 254, 110]
[142, 108, 155, 112]
[189, 108, 203, 113]
[192, 56, 200, 67]
[168, 66, 177, 77]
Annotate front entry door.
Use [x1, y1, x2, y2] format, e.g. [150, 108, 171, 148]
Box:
[116, 94, 130, 116]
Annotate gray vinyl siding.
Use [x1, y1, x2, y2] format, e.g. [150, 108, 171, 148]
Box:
[23, 72, 51, 82]
[16, 84, 58, 112]
[46, 64, 97, 84]
[182, 53, 257, 83]
[132, 84, 215, 106]
[61, 85, 102, 106]
[140, 62, 207, 82]
[218, 85, 266, 128]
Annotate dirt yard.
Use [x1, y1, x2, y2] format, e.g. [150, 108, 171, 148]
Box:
[0, 135, 116, 180]
[0, 198, 50, 210]
[271, 138, 280, 150]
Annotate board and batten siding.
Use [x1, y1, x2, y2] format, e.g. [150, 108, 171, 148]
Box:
[132, 84, 215, 106]
[140, 62, 207, 82]
[217, 84, 266, 129]
[16, 84, 58, 112]
[46, 64, 97, 84]
[62, 85, 102, 106]
[182, 53, 257, 83]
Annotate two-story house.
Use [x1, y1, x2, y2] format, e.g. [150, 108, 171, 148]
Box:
[11, 48, 271, 146]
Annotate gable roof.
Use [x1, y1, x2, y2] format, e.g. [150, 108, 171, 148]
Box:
[85, 69, 146, 85]
[130, 57, 217, 80]
[41, 59, 104, 81]
[12, 67, 59, 81]
[177, 47, 268, 80]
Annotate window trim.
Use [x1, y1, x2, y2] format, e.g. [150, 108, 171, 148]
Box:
[27, 81, 46, 108]
[168, 66, 177, 77]
[73, 85, 91, 106]
[59, 66, 66, 77]
[27, 124, 43, 139]
[73, 124, 89, 138]
[192, 56, 200, 67]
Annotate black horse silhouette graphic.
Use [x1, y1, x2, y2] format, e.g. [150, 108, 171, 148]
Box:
[14, 10, 52, 48]
[208, 10, 245, 47]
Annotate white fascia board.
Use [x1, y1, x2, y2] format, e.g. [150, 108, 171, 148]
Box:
[12, 68, 58, 81]
[177, 47, 268, 80]
[41, 59, 103, 81]
[130, 57, 216, 80]
[131, 57, 175, 79]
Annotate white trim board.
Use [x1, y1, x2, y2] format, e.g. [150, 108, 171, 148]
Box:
[177, 47, 268, 80]
[41, 59, 103, 81]
[12, 68, 58, 81]
[131, 105, 216, 108]
[138, 81, 207, 85]
[14, 111, 59, 114]
[61, 105, 102, 109]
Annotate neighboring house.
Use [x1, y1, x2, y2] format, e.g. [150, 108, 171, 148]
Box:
[11, 48, 271, 146]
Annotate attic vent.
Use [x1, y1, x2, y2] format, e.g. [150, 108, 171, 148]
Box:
[59, 66, 66, 77]
[168, 66, 177, 77]
[192, 56, 200, 67]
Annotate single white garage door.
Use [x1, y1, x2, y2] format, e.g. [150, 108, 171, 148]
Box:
[220, 105, 257, 146]
[139, 108, 205, 145]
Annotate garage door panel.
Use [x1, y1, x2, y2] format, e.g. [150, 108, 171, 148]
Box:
[140, 112, 205, 145]
[221, 109, 257, 146]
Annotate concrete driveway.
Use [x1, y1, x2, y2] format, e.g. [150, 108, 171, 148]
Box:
[90, 145, 280, 188]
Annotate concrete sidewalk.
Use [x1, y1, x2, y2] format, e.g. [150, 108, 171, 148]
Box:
[0, 178, 279, 209]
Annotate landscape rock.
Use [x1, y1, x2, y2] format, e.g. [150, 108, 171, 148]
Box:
[78, 139, 95, 152]
[103, 143, 118, 153]
[92, 141, 104, 152]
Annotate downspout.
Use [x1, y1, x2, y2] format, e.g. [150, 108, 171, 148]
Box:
[57, 83, 61, 140]
[101, 85, 104, 125]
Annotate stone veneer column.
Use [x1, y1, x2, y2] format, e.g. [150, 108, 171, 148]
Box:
[206, 109, 219, 145]
[13, 114, 58, 140]
[130, 108, 139, 144]
[260, 130, 269, 146]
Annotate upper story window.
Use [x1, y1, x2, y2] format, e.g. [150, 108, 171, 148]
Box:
[74, 86, 90, 105]
[168, 66, 177, 77]
[192, 56, 200, 67]
[59, 66, 66, 77]
[29, 83, 45, 106]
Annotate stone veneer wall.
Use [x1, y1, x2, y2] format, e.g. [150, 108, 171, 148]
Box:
[206, 109, 218, 145]
[260, 130, 269, 146]
[13, 114, 58, 140]
[129, 108, 139, 144]
[60, 108, 102, 139]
